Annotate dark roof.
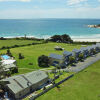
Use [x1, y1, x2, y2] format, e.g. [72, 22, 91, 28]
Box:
[63, 51, 72, 56]
[49, 53, 63, 60]
[72, 49, 81, 53]
[80, 47, 88, 51]
[86, 46, 94, 50]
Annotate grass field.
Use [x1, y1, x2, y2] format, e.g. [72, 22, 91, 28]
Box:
[0, 39, 42, 49]
[36, 60, 100, 100]
[0, 40, 100, 100]
[0, 42, 83, 74]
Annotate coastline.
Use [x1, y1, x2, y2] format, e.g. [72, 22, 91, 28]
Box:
[1, 36, 100, 42]
[73, 38, 100, 42]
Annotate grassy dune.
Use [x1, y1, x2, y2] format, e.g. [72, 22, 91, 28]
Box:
[37, 60, 100, 100]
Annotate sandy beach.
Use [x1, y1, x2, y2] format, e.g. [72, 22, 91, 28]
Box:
[73, 38, 100, 42]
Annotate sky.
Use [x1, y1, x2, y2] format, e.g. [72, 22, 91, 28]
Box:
[0, 0, 100, 19]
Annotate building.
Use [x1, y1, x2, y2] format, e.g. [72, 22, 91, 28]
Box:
[49, 53, 64, 67]
[63, 51, 73, 65]
[80, 47, 89, 58]
[0, 59, 18, 74]
[72, 49, 81, 62]
[54, 46, 64, 51]
[96, 43, 100, 52]
[1, 70, 48, 100]
[86, 46, 95, 56]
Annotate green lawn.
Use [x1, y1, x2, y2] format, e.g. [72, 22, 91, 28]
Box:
[37, 60, 100, 100]
[1, 40, 100, 100]
[0, 39, 42, 48]
[0, 42, 83, 74]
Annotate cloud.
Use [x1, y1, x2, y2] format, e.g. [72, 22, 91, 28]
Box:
[0, 7, 100, 19]
[0, 0, 31, 2]
[67, 0, 87, 5]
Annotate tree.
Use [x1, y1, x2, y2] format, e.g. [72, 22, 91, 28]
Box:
[50, 35, 62, 42]
[61, 34, 73, 43]
[38, 55, 50, 67]
[79, 53, 84, 61]
[6, 49, 13, 57]
[50, 34, 73, 43]
[19, 53, 24, 59]
[69, 56, 75, 65]
[92, 49, 96, 55]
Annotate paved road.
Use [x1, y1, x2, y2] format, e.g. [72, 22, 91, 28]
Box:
[19, 53, 100, 73]
[65, 53, 100, 72]
[44, 53, 100, 73]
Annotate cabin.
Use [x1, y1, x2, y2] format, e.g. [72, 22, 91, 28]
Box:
[49, 53, 64, 67]
[63, 51, 72, 65]
[1, 70, 48, 100]
[80, 47, 89, 58]
[86, 46, 94, 56]
[72, 49, 81, 62]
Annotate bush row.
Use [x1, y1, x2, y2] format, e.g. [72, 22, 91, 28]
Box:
[0, 42, 45, 50]
[73, 41, 97, 45]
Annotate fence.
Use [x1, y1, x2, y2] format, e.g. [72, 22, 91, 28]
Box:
[29, 74, 74, 100]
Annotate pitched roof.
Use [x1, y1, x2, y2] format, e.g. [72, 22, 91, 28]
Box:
[80, 47, 88, 51]
[49, 53, 63, 60]
[3, 64, 16, 70]
[2, 70, 48, 94]
[1, 59, 16, 65]
[72, 49, 81, 53]
[63, 51, 72, 56]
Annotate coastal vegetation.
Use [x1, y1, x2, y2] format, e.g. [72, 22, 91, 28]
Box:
[48, 34, 73, 43]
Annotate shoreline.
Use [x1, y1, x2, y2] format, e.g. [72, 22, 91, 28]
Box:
[0, 36, 100, 42]
[73, 38, 100, 42]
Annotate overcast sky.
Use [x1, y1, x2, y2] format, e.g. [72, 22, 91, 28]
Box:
[0, 0, 100, 19]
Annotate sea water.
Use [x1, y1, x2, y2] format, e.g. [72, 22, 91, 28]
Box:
[0, 19, 100, 39]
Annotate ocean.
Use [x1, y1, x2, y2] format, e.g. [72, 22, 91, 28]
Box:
[0, 19, 100, 39]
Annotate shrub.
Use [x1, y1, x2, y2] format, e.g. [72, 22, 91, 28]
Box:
[50, 34, 73, 43]
[69, 56, 75, 65]
[79, 53, 84, 61]
[38, 55, 50, 67]
[1, 46, 6, 49]
[19, 53, 24, 59]
[6, 49, 12, 57]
